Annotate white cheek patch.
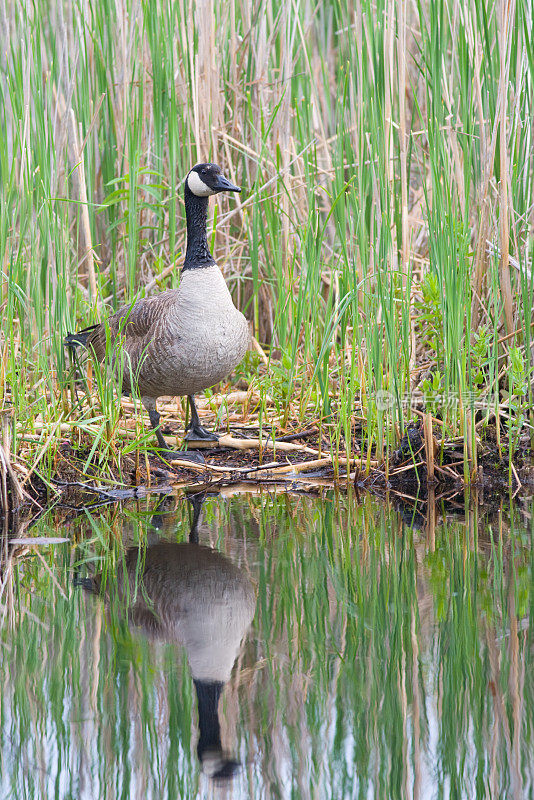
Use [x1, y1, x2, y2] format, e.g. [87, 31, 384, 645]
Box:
[187, 170, 216, 197]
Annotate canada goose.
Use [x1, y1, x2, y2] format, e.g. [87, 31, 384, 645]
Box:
[65, 163, 249, 457]
[80, 496, 256, 780]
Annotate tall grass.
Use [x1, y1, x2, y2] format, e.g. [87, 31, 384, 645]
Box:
[0, 0, 532, 478]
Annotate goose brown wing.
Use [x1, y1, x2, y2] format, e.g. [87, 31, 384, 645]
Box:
[86, 291, 179, 361]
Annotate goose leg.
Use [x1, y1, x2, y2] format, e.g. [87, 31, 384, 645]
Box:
[143, 397, 205, 464]
[194, 679, 240, 779]
[148, 406, 172, 450]
[184, 395, 219, 442]
[187, 492, 204, 543]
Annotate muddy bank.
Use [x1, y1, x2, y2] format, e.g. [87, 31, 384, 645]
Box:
[3, 419, 528, 515]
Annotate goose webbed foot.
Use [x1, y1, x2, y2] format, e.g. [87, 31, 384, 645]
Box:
[200, 752, 241, 781]
[185, 395, 219, 442]
[184, 423, 219, 442]
[158, 449, 206, 465]
[147, 403, 206, 464]
[212, 759, 241, 782]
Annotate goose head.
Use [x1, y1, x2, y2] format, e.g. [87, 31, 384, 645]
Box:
[186, 163, 241, 197]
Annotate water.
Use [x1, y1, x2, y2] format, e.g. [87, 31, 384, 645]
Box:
[0, 490, 532, 800]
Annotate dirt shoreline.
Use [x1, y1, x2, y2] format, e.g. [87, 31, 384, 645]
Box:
[4, 419, 529, 516]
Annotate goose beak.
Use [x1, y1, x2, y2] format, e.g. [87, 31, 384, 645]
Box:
[213, 174, 241, 193]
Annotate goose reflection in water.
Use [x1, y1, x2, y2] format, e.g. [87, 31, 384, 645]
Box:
[82, 494, 256, 782]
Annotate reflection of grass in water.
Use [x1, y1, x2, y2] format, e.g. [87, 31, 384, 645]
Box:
[238, 494, 532, 797]
[0, 493, 532, 799]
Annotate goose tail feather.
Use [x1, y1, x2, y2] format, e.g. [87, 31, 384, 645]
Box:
[64, 324, 99, 349]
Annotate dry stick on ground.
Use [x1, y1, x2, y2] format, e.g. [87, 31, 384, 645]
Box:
[193, 433, 321, 455]
[433, 463, 462, 482]
[171, 434, 346, 461]
[197, 434, 373, 469]
[260, 458, 335, 476]
[274, 427, 318, 442]
[389, 461, 426, 476]
[18, 421, 364, 470]
[169, 455, 362, 478]
[18, 424, 319, 451]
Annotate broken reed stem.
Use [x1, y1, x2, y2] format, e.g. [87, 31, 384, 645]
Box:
[423, 412, 435, 483]
[251, 336, 269, 366]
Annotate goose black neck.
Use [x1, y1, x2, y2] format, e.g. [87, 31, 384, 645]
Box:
[183, 185, 216, 271]
[194, 680, 223, 759]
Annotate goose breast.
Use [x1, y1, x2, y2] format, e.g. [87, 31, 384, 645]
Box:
[126, 266, 249, 397]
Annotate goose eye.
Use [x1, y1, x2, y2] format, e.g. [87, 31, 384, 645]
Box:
[202, 169, 207, 174]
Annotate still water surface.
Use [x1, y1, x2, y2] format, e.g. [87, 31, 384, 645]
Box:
[0, 490, 532, 799]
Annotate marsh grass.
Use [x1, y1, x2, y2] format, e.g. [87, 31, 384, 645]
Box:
[0, 0, 533, 484]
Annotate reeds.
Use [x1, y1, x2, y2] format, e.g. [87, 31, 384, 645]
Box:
[0, 0, 532, 482]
